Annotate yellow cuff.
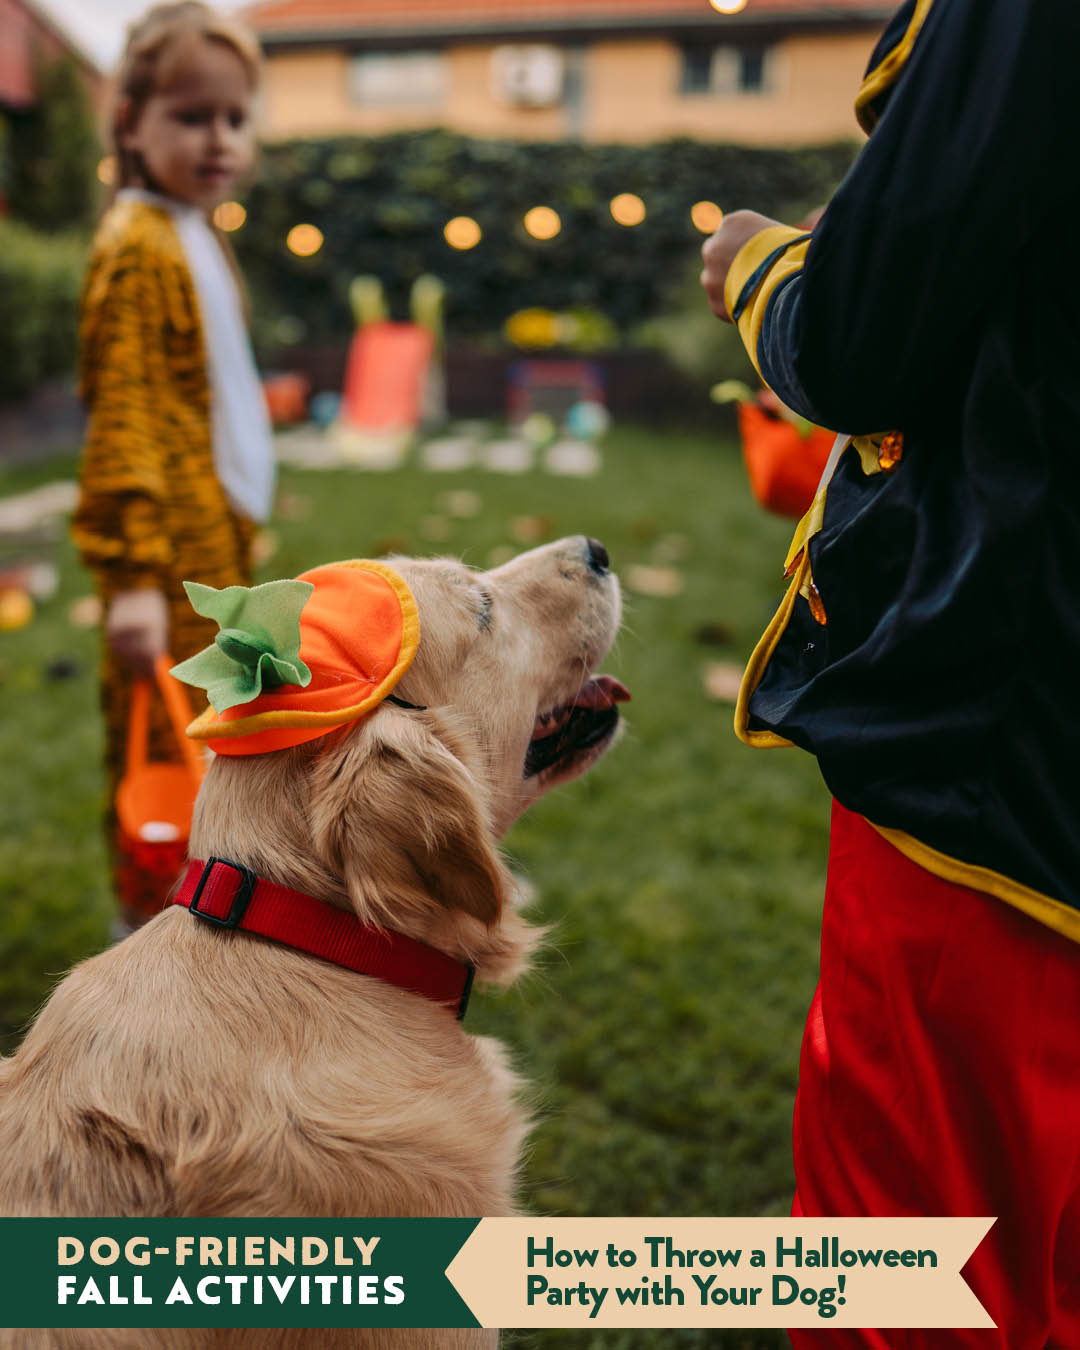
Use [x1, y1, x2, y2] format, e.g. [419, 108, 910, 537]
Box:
[723, 226, 812, 381]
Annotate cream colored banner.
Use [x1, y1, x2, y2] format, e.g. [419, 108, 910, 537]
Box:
[445, 1218, 995, 1329]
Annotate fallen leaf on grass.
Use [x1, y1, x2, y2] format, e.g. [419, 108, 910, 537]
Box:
[251, 529, 280, 566]
[703, 661, 745, 703]
[626, 564, 684, 598]
[509, 515, 554, 544]
[438, 491, 482, 519]
[68, 595, 102, 629]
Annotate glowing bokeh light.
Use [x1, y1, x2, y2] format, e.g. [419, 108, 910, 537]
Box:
[97, 156, 116, 185]
[213, 201, 247, 232]
[709, 0, 749, 13]
[286, 224, 324, 257]
[523, 206, 562, 240]
[691, 201, 725, 234]
[610, 193, 646, 227]
[444, 216, 482, 250]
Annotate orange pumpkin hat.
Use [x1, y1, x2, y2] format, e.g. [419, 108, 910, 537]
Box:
[172, 560, 420, 756]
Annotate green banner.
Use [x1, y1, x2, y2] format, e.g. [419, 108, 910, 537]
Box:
[0, 1220, 479, 1329]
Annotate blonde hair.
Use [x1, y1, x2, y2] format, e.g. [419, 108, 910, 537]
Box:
[111, 2, 263, 189]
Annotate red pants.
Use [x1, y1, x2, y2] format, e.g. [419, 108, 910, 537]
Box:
[789, 802, 1080, 1349]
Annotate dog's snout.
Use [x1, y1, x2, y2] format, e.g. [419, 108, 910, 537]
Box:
[585, 537, 610, 575]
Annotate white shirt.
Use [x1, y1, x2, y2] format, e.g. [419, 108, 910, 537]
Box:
[119, 188, 276, 524]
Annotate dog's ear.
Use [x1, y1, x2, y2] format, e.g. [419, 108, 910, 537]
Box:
[309, 710, 509, 928]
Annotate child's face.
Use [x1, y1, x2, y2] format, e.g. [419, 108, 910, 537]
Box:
[123, 37, 255, 210]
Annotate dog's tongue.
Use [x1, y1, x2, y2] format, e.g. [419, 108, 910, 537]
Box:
[573, 675, 631, 710]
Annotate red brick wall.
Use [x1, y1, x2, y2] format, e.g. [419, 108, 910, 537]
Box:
[0, 0, 36, 106]
[0, 0, 102, 109]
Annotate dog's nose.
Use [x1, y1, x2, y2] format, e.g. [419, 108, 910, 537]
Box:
[585, 538, 610, 575]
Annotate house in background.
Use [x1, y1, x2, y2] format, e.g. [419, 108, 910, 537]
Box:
[244, 0, 893, 146]
[0, 0, 103, 113]
[1, 0, 104, 217]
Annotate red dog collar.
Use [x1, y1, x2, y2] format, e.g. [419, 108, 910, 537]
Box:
[172, 858, 474, 1020]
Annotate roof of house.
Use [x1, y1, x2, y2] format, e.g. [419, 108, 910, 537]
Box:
[0, 0, 101, 109]
[21, 0, 100, 73]
[246, 0, 896, 45]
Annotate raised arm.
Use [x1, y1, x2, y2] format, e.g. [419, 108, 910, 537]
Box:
[712, 0, 1075, 434]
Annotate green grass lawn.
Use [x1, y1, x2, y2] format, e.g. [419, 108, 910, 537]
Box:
[0, 426, 830, 1349]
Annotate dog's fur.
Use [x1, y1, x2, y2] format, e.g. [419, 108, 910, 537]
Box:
[0, 538, 622, 1350]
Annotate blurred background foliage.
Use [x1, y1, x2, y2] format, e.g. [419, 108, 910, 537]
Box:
[239, 131, 855, 354]
[3, 54, 99, 233]
[0, 112, 855, 407]
[0, 50, 98, 405]
[0, 219, 85, 402]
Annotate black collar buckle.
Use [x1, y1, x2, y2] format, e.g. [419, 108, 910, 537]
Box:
[189, 857, 257, 930]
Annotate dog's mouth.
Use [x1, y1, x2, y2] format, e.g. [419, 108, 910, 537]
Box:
[524, 675, 631, 779]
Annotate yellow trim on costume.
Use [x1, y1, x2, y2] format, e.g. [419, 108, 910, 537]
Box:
[866, 818, 1080, 945]
[855, 0, 937, 134]
[186, 560, 421, 741]
[784, 491, 827, 575]
[736, 436, 853, 749]
[732, 550, 808, 750]
[723, 226, 812, 381]
[852, 435, 887, 476]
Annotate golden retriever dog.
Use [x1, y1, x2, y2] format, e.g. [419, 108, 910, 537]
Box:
[0, 536, 626, 1350]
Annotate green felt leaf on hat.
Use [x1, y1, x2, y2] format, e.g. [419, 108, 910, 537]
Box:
[170, 578, 315, 713]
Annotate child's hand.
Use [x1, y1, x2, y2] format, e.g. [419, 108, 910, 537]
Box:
[701, 210, 782, 322]
[106, 589, 169, 675]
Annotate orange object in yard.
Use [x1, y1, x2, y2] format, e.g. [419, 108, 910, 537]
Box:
[263, 372, 310, 426]
[738, 401, 836, 519]
[340, 321, 434, 432]
[115, 656, 204, 926]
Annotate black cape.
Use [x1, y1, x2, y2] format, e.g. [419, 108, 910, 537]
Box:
[744, 0, 1080, 928]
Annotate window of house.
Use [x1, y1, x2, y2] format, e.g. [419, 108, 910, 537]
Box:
[680, 44, 774, 96]
[491, 45, 566, 108]
[736, 45, 768, 93]
[348, 51, 446, 106]
[680, 45, 714, 95]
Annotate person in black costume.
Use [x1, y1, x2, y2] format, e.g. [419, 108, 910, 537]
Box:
[701, 2, 1080, 1343]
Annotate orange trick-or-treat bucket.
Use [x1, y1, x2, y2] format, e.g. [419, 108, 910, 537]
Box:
[114, 656, 204, 926]
[738, 401, 836, 520]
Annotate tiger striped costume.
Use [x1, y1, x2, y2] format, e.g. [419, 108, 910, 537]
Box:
[73, 197, 256, 920]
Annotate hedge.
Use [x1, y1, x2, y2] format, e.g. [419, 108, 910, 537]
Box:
[236, 131, 858, 358]
[0, 220, 85, 403]
[0, 132, 858, 405]
[3, 54, 100, 233]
